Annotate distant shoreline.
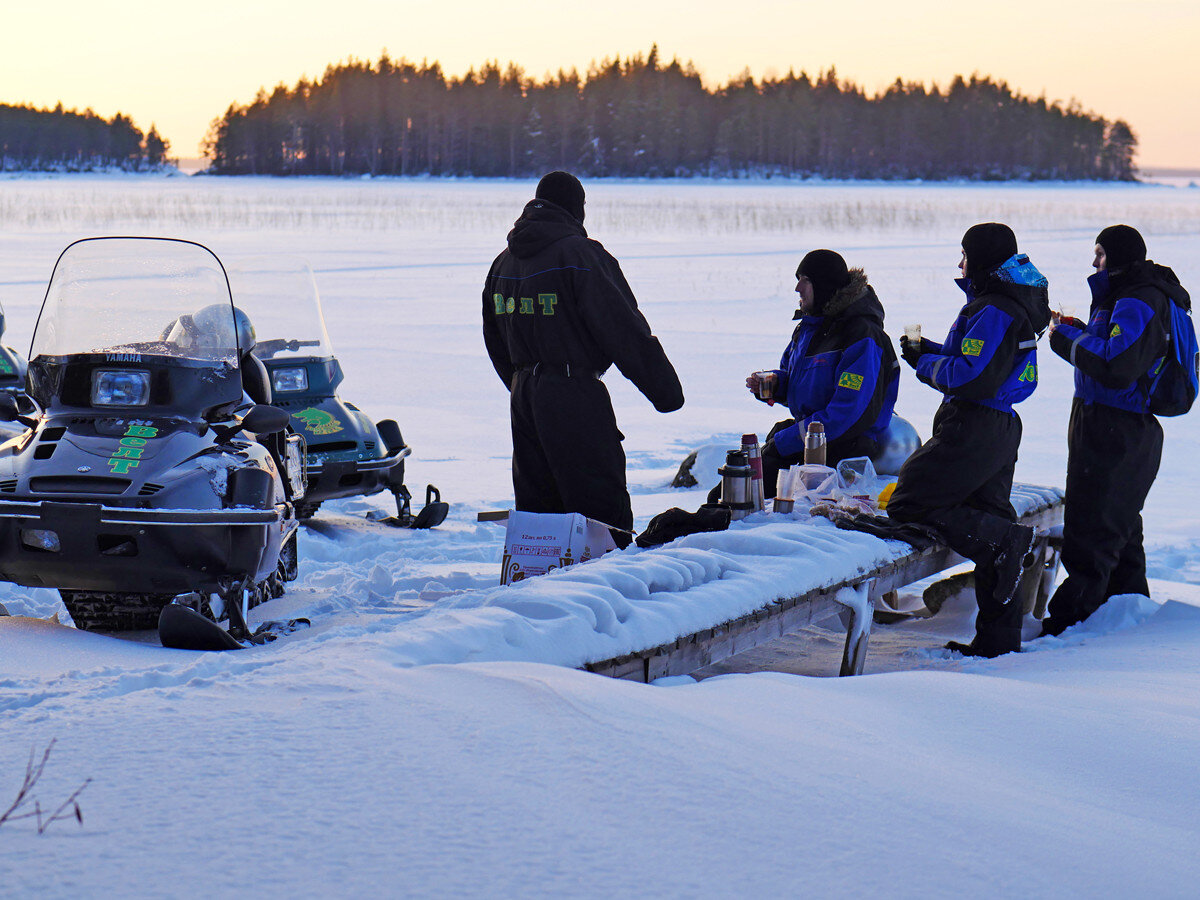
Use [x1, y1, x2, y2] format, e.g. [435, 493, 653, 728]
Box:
[157, 158, 1200, 184]
[4, 164, 1197, 186]
[1140, 166, 1200, 178]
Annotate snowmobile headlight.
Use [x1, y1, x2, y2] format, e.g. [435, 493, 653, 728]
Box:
[272, 367, 308, 393]
[92, 370, 150, 406]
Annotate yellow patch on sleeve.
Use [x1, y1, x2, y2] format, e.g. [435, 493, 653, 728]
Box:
[1110, 324, 1122, 338]
[961, 338, 985, 356]
[838, 372, 864, 390]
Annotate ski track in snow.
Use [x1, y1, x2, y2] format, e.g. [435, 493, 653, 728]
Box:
[2, 177, 1200, 896]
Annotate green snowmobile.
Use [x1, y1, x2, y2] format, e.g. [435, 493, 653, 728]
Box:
[229, 258, 448, 528]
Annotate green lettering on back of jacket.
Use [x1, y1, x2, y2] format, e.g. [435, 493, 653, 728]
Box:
[1018, 362, 1037, 383]
[494, 292, 558, 316]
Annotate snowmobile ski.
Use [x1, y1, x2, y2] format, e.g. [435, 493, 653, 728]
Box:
[365, 484, 449, 528]
[158, 603, 244, 651]
[158, 602, 311, 651]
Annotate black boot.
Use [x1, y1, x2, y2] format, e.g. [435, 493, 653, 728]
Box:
[945, 633, 1021, 658]
[994, 523, 1037, 606]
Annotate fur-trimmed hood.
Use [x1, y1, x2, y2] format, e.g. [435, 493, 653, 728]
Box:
[794, 269, 882, 323]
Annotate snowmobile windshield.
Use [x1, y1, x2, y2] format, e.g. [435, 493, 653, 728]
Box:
[224, 257, 334, 361]
[31, 237, 241, 364]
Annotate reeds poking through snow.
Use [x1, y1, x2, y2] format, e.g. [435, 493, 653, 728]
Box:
[2, 177, 1200, 239]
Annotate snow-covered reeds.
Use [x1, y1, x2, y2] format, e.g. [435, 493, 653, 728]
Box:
[3, 175, 1200, 240]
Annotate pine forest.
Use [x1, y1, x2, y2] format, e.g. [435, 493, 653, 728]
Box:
[204, 48, 1137, 181]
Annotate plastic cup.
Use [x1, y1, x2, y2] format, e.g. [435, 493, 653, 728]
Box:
[904, 323, 921, 343]
[775, 467, 796, 501]
[753, 371, 778, 400]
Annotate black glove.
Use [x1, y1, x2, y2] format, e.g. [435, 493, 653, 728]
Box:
[761, 437, 784, 469]
[899, 335, 922, 369]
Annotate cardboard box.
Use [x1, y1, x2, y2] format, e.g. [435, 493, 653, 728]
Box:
[501, 511, 617, 584]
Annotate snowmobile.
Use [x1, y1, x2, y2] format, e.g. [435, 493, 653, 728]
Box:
[0, 237, 306, 649]
[226, 257, 447, 528]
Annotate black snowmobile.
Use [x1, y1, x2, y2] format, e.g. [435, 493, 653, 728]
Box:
[0, 237, 306, 650]
[226, 257, 447, 528]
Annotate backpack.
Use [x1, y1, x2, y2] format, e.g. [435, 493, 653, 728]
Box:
[1146, 266, 1199, 417]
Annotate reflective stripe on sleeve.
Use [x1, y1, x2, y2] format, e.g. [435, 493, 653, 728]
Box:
[1069, 333, 1085, 367]
[930, 356, 947, 385]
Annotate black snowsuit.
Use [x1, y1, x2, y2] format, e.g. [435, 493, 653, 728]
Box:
[1041, 262, 1175, 636]
[887, 267, 1050, 656]
[483, 199, 683, 541]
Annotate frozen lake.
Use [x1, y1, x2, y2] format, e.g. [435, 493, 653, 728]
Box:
[2, 175, 1199, 896]
[1, 175, 1197, 545]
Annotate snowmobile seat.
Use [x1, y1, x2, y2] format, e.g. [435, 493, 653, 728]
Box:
[242, 352, 273, 405]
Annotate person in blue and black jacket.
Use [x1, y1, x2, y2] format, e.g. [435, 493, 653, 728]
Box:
[1041, 225, 1183, 636]
[746, 249, 899, 498]
[887, 223, 1051, 658]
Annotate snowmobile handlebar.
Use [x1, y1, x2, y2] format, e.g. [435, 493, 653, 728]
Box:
[0, 390, 42, 429]
[254, 339, 322, 360]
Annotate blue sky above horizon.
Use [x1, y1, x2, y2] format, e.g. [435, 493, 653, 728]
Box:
[1, 0, 1196, 168]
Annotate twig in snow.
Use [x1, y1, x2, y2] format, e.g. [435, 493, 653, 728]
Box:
[0, 739, 91, 834]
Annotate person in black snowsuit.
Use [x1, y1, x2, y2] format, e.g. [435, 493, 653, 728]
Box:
[483, 172, 684, 546]
[1041, 225, 1180, 636]
[887, 223, 1051, 658]
[747, 250, 899, 497]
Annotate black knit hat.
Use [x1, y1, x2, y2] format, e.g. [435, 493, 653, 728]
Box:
[961, 223, 1018, 278]
[1095, 224, 1147, 270]
[796, 249, 851, 311]
[535, 171, 585, 222]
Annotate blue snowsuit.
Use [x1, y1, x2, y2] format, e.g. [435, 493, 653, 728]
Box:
[757, 270, 899, 497]
[913, 254, 1045, 413]
[1042, 261, 1181, 635]
[888, 253, 1051, 655]
[770, 273, 899, 460]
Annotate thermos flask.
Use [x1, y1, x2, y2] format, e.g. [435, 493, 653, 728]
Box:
[804, 421, 826, 466]
[718, 449, 755, 521]
[742, 433, 765, 512]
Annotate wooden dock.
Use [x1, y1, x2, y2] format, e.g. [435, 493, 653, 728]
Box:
[583, 488, 1064, 681]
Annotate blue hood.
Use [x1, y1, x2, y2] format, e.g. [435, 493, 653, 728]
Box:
[956, 253, 1049, 298]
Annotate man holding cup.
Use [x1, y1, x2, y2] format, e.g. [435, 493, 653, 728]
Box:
[747, 249, 899, 497]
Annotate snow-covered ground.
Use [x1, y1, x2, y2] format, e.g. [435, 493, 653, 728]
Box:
[2, 176, 1200, 896]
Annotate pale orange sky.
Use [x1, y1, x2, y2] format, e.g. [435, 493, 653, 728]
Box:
[2, 0, 1196, 168]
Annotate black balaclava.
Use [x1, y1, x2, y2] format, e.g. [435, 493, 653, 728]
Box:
[535, 171, 585, 223]
[1096, 224, 1147, 271]
[796, 249, 851, 312]
[961, 223, 1018, 280]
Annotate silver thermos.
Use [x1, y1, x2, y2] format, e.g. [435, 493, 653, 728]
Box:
[718, 449, 755, 520]
[804, 421, 827, 466]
